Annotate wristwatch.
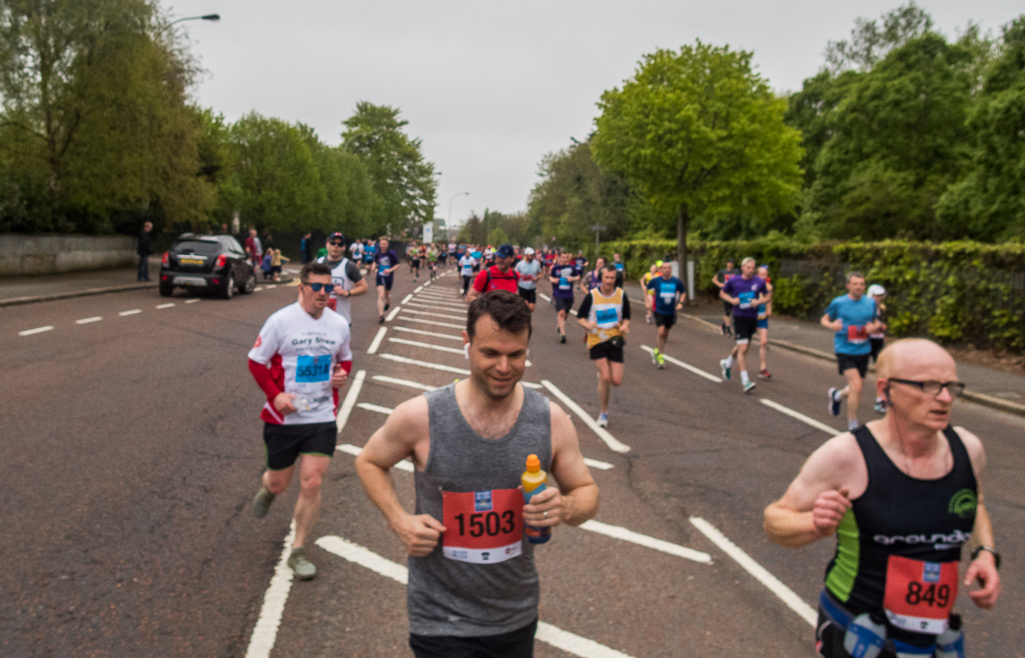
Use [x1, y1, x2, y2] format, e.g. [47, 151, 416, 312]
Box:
[970, 545, 1001, 570]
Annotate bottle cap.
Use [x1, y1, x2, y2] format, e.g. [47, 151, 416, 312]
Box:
[525, 454, 540, 472]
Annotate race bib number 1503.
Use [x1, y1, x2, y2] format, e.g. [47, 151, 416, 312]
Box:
[442, 488, 523, 564]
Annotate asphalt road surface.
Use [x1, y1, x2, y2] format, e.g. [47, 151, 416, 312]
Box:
[3, 266, 1022, 657]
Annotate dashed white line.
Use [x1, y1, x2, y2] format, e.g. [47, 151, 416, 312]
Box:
[583, 458, 614, 471]
[385, 305, 402, 321]
[405, 300, 467, 312]
[371, 375, 437, 391]
[414, 285, 424, 293]
[391, 326, 463, 342]
[760, 399, 839, 436]
[315, 535, 636, 658]
[388, 337, 465, 355]
[401, 293, 414, 304]
[185, 299, 201, 304]
[422, 279, 432, 287]
[336, 443, 413, 472]
[398, 316, 465, 330]
[689, 516, 816, 627]
[244, 522, 296, 658]
[76, 317, 103, 325]
[18, 325, 54, 336]
[401, 308, 465, 321]
[356, 402, 395, 415]
[255, 286, 264, 292]
[367, 327, 387, 355]
[640, 345, 722, 383]
[336, 369, 367, 434]
[266, 284, 277, 290]
[538, 292, 552, 302]
[580, 520, 711, 563]
[379, 353, 469, 376]
[540, 380, 631, 454]
[119, 309, 142, 316]
[155, 303, 175, 309]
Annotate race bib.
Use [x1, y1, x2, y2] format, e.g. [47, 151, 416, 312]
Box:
[882, 555, 958, 635]
[521, 273, 533, 282]
[559, 277, 569, 290]
[295, 355, 331, 383]
[738, 291, 755, 309]
[660, 290, 675, 304]
[442, 489, 523, 564]
[596, 307, 618, 327]
[847, 325, 869, 344]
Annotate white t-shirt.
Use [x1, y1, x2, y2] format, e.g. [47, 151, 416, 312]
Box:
[459, 255, 476, 276]
[248, 302, 353, 425]
[515, 259, 541, 290]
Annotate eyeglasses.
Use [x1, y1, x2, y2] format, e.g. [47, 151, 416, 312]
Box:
[888, 378, 966, 398]
[303, 282, 336, 292]
[328, 242, 344, 247]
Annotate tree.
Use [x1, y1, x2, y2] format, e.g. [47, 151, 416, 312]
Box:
[456, 212, 485, 244]
[341, 102, 437, 237]
[825, 2, 934, 72]
[592, 42, 803, 283]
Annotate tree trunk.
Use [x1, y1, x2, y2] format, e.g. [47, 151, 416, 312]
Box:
[677, 204, 688, 305]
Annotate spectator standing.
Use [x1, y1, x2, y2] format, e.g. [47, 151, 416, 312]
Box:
[245, 228, 263, 268]
[137, 222, 153, 282]
[300, 233, 313, 264]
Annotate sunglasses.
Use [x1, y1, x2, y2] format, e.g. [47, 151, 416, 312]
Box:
[328, 241, 345, 247]
[304, 282, 336, 292]
[888, 378, 966, 398]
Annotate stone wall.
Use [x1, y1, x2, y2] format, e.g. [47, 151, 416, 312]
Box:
[0, 234, 137, 276]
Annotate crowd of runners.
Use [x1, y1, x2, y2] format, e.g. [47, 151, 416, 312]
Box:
[243, 233, 1001, 658]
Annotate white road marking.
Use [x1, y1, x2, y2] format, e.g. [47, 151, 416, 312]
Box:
[540, 380, 631, 454]
[640, 345, 723, 383]
[266, 284, 277, 289]
[119, 309, 142, 316]
[689, 516, 817, 627]
[539, 292, 551, 302]
[371, 375, 437, 391]
[414, 285, 424, 293]
[244, 521, 296, 658]
[388, 337, 465, 355]
[760, 399, 839, 436]
[18, 325, 54, 336]
[336, 369, 367, 434]
[185, 299, 201, 304]
[422, 280, 432, 287]
[379, 353, 469, 376]
[405, 300, 466, 312]
[155, 303, 175, 309]
[76, 317, 103, 325]
[398, 316, 464, 330]
[580, 520, 710, 563]
[401, 293, 414, 304]
[392, 326, 463, 341]
[336, 443, 413, 472]
[583, 458, 614, 471]
[356, 402, 394, 415]
[385, 305, 402, 321]
[367, 327, 387, 355]
[315, 535, 636, 658]
[401, 308, 465, 321]
[254, 286, 263, 292]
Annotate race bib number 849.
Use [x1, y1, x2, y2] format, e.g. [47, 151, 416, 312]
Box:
[442, 488, 523, 564]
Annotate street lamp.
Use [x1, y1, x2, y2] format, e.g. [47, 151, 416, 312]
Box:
[448, 192, 469, 238]
[589, 224, 605, 261]
[169, 14, 220, 27]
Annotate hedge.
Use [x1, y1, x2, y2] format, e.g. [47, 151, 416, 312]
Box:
[591, 238, 1025, 354]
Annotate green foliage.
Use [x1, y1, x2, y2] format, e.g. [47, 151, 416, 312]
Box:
[486, 227, 510, 246]
[824, 2, 934, 72]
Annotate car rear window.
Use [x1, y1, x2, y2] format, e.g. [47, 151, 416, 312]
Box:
[173, 240, 221, 256]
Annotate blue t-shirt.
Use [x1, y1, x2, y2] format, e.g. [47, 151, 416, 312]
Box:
[723, 276, 768, 319]
[646, 276, 686, 316]
[551, 264, 579, 299]
[375, 249, 399, 276]
[825, 294, 878, 355]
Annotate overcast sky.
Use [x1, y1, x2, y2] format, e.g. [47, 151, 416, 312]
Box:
[167, 1, 1022, 227]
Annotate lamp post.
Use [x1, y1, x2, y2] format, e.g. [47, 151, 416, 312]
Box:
[589, 224, 605, 262]
[448, 192, 469, 240]
[169, 14, 221, 26]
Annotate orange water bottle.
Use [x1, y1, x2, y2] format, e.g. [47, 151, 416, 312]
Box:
[521, 454, 551, 544]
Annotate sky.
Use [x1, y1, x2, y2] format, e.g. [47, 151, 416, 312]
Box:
[167, 0, 1022, 227]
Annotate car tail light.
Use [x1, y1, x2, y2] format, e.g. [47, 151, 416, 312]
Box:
[212, 279, 220, 285]
[162, 252, 169, 266]
[215, 254, 227, 268]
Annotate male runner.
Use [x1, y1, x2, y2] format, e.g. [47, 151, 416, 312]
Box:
[427, 247, 437, 281]
[316, 232, 368, 324]
[611, 252, 625, 287]
[372, 237, 401, 324]
[764, 339, 1000, 657]
[713, 258, 741, 336]
[355, 291, 599, 657]
[248, 262, 353, 580]
[577, 265, 630, 427]
[645, 260, 686, 369]
[640, 262, 658, 324]
[466, 244, 519, 304]
[823, 272, 882, 430]
[515, 247, 542, 311]
[756, 264, 774, 379]
[549, 252, 581, 343]
[719, 257, 770, 393]
[458, 250, 477, 296]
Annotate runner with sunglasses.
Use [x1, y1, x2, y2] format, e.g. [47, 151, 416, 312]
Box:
[316, 232, 368, 325]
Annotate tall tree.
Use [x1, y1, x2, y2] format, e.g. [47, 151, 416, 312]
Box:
[592, 42, 803, 281]
[825, 2, 934, 72]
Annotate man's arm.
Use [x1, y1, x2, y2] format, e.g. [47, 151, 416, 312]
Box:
[465, 270, 487, 303]
[820, 312, 843, 332]
[523, 402, 599, 529]
[345, 262, 369, 297]
[956, 427, 1000, 609]
[576, 293, 594, 330]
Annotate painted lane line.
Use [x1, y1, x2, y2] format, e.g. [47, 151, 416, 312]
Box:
[422, 279, 432, 287]
[639, 345, 722, 383]
[356, 402, 394, 415]
[689, 516, 816, 627]
[336, 369, 367, 434]
[367, 327, 388, 355]
[336, 443, 413, 472]
[760, 399, 839, 436]
[315, 535, 635, 658]
[392, 326, 463, 342]
[414, 285, 424, 293]
[18, 325, 54, 336]
[254, 286, 263, 292]
[378, 354, 541, 388]
[185, 299, 201, 304]
[405, 300, 467, 312]
[401, 293, 414, 304]
[385, 305, 402, 322]
[583, 458, 614, 471]
[156, 303, 175, 309]
[401, 308, 465, 321]
[538, 292, 551, 302]
[119, 309, 142, 316]
[580, 520, 710, 563]
[371, 375, 437, 391]
[266, 284, 277, 289]
[76, 317, 103, 325]
[540, 380, 631, 454]
[415, 289, 459, 298]
[398, 316, 464, 330]
[388, 337, 465, 355]
[244, 521, 296, 658]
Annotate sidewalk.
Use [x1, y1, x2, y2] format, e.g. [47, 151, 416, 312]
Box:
[620, 281, 1025, 417]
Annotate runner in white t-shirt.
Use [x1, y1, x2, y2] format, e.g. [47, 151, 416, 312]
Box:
[514, 247, 541, 311]
[316, 232, 368, 323]
[458, 253, 477, 296]
[247, 262, 353, 580]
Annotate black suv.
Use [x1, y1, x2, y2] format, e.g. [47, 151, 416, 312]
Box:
[159, 234, 257, 299]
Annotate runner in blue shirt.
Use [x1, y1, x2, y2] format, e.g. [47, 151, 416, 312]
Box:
[372, 236, 400, 324]
[719, 258, 770, 393]
[549, 252, 581, 343]
[645, 261, 686, 369]
[822, 272, 882, 430]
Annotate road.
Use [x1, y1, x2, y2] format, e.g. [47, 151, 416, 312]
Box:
[2, 266, 1022, 657]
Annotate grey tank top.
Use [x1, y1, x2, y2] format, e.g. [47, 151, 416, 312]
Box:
[407, 383, 552, 637]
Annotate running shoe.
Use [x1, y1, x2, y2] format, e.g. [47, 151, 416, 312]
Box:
[828, 387, 842, 416]
[758, 369, 772, 379]
[646, 315, 652, 324]
[719, 359, 731, 380]
[743, 381, 757, 393]
[379, 316, 384, 324]
[384, 303, 390, 311]
[656, 353, 665, 369]
[287, 547, 317, 581]
[874, 399, 887, 414]
[253, 487, 275, 519]
[597, 412, 609, 428]
[651, 348, 658, 365]
[560, 334, 566, 344]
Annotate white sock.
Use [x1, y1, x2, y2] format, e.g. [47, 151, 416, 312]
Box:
[848, 419, 859, 431]
[724, 355, 734, 368]
[740, 370, 750, 385]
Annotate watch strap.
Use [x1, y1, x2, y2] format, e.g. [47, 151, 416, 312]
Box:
[971, 545, 1001, 570]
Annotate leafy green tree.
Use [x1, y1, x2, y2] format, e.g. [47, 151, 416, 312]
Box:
[456, 212, 485, 244]
[592, 42, 803, 280]
[825, 2, 934, 72]
[487, 227, 510, 246]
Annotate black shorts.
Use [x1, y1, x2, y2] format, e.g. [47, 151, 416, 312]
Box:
[263, 421, 336, 470]
[410, 619, 537, 658]
[723, 301, 733, 316]
[870, 337, 885, 363]
[518, 287, 536, 304]
[733, 315, 758, 343]
[376, 274, 393, 290]
[837, 352, 870, 378]
[653, 312, 676, 328]
[589, 338, 624, 362]
[554, 296, 574, 313]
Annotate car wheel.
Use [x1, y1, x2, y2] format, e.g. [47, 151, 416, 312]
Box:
[159, 282, 174, 297]
[240, 271, 256, 294]
[221, 272, 235, 299]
